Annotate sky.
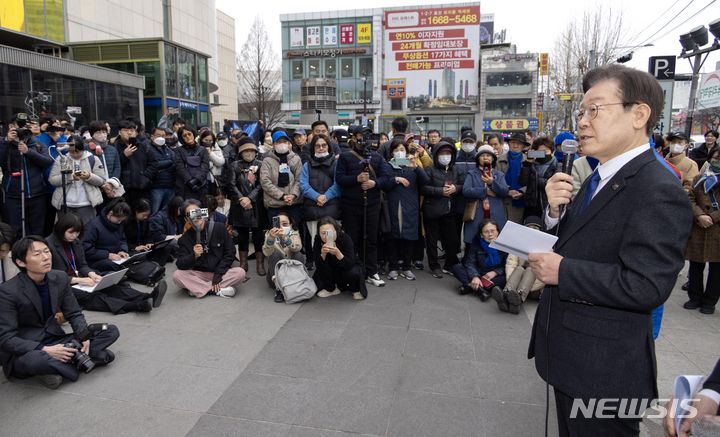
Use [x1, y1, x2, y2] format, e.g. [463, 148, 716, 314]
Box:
[216, 0, 720, 76]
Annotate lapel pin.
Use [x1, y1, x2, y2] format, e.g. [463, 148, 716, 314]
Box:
[612, 183, 620, 190]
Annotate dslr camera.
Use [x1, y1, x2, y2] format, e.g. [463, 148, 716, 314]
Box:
[187, 207, 209, 221]
[63, 322, 110, 374]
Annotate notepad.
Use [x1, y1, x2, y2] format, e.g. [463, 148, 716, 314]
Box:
[73, 268, 128, 293]
[489, 220, 558, 259]
[673, 374, 705, 435]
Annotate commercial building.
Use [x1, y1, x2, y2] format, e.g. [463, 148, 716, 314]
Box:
[213, 10, 239, 132]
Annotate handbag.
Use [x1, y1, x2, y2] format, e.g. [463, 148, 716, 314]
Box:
[463, 199, 479, 222]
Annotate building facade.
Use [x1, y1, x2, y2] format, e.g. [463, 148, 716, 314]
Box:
[212, 10, 238, 132]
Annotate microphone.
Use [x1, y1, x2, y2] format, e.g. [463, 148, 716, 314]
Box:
[558, 139, 578, 216]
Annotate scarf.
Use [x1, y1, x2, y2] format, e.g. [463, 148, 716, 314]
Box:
[505, 151, 524, 208]
[276, 152, 289, 187]
[480, 239, 500, 268]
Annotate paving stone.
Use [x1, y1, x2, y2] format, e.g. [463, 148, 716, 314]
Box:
[387, 390, 485, 437]
[186, 415, 291, 437]
[404, 328, 475, 360]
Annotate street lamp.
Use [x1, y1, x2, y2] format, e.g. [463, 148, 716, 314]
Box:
[680, 19, 720, 138]
[614, 43, 654, 63]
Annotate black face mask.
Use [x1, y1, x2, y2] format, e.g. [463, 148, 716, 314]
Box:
[536, 155, 552, 164]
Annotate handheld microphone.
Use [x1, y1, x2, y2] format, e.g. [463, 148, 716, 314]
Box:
[95, 146, 103, 156]
[558, 139, 578, 216]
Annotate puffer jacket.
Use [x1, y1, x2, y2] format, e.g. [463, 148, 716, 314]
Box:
[49, 151, 105, 209]
[422, 144, 464, 219]
[259, 150, 302, 209]
[227, 158, 263, 228]
[82, 207, 129, 263]
[300, 152, 341, 220]
[116, 137, 151, 190]
[147, 142, 177, 189]
[0, 137, 54, 199]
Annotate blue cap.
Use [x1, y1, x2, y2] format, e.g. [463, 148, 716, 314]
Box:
[272, 131, 291, 143]
[292, 128, 306, 136]
[554, 131, 575, 146]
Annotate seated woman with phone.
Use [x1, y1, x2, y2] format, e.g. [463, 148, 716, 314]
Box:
[262, 212, 304, 302]
[312, 216, 366, 300]
[47, 213, 166, 314]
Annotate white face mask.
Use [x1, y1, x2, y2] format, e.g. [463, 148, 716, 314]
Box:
[315, 151, 330, 158]
[461, 142, 475, 153]
[153, 137, 166, 146]
[218, 140, 228, 148]
[274, 143, 289, 154]
[83, 132, 92, 140]
[393, 150, 406, 159]
[671, 144, 685, 155]
[93, 132, 107, 143]
[282, 226, 292, 235]
[438, 155, 452, 166]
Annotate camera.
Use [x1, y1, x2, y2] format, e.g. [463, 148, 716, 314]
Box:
[63, 339, 96, 373]
[11, 128, 33, 146]
[187, 208, 209, 221]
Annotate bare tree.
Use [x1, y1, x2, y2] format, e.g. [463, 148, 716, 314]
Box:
[547, 5, 628, 132]
[237, 16, 284, 128]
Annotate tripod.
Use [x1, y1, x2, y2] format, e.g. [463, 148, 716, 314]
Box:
[59, 154, 72, 214]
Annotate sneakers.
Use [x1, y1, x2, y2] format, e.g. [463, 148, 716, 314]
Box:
[505, 289, 522, 315]
[430, 269, 443, 279]
[317, 289, 341, 298]
[683, 300, 702, 310]
[491, 286, 509, 313]
[387, 270, 399, 280]
[377, 263, 388, 276]
[366, 273, 386, 287]
[400, 270, 416, 280]
[352, 292, 365, 300]
[442, 268, 453, 276]
[274, 290, 285, 303]
[38, 374, 63, 390]
[413, 261, 424, 270]
[151, 280, 167, 308]
[216, 286, 236, 298]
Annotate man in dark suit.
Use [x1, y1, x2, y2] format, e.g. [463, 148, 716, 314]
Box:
[528, 64, 694, 435]
[0, 236, 119, 389]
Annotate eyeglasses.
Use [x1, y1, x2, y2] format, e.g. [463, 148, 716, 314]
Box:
[573, 102, 637, 124]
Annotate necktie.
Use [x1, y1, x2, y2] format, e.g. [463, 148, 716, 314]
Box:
[577, 170, 601, 215]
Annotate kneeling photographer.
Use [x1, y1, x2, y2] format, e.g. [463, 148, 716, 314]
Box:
[0, 236, 119, 389]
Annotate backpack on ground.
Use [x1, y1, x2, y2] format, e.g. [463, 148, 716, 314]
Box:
[272, 259, 316, 304]
[126, 260, 165, 287]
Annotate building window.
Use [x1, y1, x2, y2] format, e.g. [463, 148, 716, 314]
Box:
[165, 45, 177, 97]
[324, 59, 336, 78]
[486, 98, 531, 117]
[136, 61, 160, 97]
[341, 58, 353, 78]
[358, 57, 372, 77]
[291, 60, 304, 80]
[198, 57, 208, 102]
[178, 49, 197, 100]
[308, 59, 320, 78]
[391, 99, 402, 111]
[487, 72, 533, 87]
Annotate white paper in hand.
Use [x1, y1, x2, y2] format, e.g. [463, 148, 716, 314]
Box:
[489, 220, 558, 260]
[673, 374, 705, 435]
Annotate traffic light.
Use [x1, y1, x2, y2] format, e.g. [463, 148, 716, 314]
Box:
[616, 53, 633, 63]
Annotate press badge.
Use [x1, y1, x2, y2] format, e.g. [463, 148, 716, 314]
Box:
[279, 163, 290, 174]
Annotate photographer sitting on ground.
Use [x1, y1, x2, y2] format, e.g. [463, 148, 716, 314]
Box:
[0, 236, 119, 389]
[262, 211, 304, 302]
[173, 199, 246, 298]
[312, 216, 367, 300]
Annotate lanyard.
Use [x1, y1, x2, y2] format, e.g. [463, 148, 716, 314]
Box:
[67, 245, 78, 277]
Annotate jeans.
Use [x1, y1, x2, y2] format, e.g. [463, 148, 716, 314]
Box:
[150, 188, 176, 215]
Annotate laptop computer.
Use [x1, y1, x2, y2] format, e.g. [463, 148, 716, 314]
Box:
[73, 268, 129, 293]
[113, 251, 148, 266]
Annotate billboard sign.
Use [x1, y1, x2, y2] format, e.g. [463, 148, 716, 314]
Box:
[698, 70, 720, 110]
[384, 5, 481, 110]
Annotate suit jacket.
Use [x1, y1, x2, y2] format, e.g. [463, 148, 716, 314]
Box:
[528, 149, 693, 400]
[703, 358, 720, 394]
[46, 234, 94, 278]
[0, 270, 88, 376]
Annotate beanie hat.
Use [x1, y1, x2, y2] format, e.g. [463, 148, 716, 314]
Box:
[554, 131, 575, 146]
[237, 137, 257, 154]
[477, 144, 495, 156]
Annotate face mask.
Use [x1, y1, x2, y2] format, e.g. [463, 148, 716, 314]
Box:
[165, 137, 177, 147]
[671, 144, 685, 155]
[274, 143, 289, 154]
[393, 151, 406, 159]
[462, 142, 475, 153]
[315, 151, 330, 158]
[93, 132, 107, 143]
[202, 141, 214, 147]
[218, 140, 227, 148]
[711, 160, 720, 170]
[153, 137, 166, 146]
[438, 155, 452, 166]
[83, 132, 92, 140]
[241, 151, 256, 162]
[282, 226, 292, 235]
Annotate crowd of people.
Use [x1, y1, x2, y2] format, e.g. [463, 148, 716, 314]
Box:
[0, 104, 718, 394]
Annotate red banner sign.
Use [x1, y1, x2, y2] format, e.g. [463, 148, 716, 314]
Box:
[398, 60, 475, 71]
[340, 24, 354, 44]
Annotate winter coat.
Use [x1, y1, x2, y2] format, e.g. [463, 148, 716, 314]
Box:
[116, 138, 151, 190]
[94, 142, 121, 180]
[463, 238, 507, 280]
[689, 143, 714, 168]
[125, 217, 153, 247]
[49, 151, 105, 209]
[666, 153, 699, 193]
[685, 174, 720, 262]
[422, 147, 464, 219]
[146, 143, 177, 189]
[300, 154, 341, 220]
[505, 254, 545, 293]
[335, 149, 394, 207]
[82, 208, 129, 263]
[46, 234, 95, 277]
[312, 231, 357, 277]
[149, 210, 183, 242]
[259, 150, 302, 209]
[519, 157, 558, 210]
[454, 149, 478, 214]
[176, 221, 235, 281]
[204, 143, 226, 182]
[462, 167, 509, 243]
[227, 158, 263, 228]
[385, 162, 430, 240]
[175, 143, 210, 198]
[262, 228, 302, 258]
[0, 137, 54, 198]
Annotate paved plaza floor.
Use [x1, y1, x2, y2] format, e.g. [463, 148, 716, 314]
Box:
[0, 260, 717, 436]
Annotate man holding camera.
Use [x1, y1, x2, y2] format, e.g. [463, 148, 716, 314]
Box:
[0, 116, 54, 236]
[173, 199, 246, 298]
[0, 236, 119, 389]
